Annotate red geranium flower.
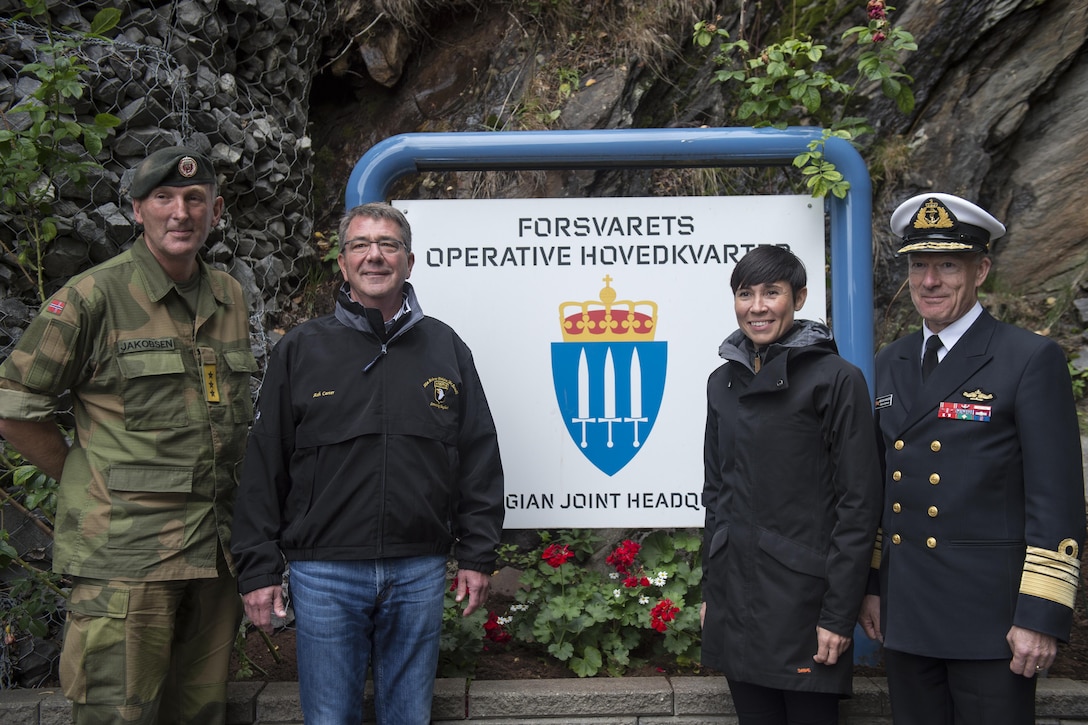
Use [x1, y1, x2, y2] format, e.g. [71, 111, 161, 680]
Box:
[650, 599, 680, 633]
[542, 543, 574, 568]
[483, 611, 512, 643]
[606, 539, 640, 574]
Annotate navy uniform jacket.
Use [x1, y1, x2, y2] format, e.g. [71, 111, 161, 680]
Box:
[872, 309, 1085, 659]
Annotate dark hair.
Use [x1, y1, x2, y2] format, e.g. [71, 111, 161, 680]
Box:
[730, 245, 807, 295]
[338, 202, 413, 252]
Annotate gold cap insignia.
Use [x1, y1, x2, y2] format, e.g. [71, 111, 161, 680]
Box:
[912, 198, 955, 231]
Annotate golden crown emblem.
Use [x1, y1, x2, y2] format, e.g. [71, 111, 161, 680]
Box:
[559, 276, 658, 342]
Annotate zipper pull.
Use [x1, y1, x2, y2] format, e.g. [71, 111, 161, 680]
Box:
[363, 343, 388, 373]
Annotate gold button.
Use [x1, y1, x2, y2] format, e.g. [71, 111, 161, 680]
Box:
[892, 471, 902, 481]
[926, 537, 937, 548]
[892, 534, 902, 544]
[931, 440, 941, 452]
[894, 440, 905, 450]
[928, 506, 938, 518]
[893, 502, 902, 513]
[929, 473, 940, 485]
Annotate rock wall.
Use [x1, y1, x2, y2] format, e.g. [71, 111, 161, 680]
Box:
[308, 0, 1088, 348]
[0, 0, 327, 353]
[1, 0, 1086, 347]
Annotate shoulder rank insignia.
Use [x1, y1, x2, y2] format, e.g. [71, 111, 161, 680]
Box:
[962, 388, 993, 402]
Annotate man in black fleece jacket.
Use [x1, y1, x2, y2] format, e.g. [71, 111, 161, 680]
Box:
[232, 202, 505, 725]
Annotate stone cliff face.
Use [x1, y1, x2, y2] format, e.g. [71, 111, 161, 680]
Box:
[0, 0, 1085, 346]
[312, 0, 1088, 345]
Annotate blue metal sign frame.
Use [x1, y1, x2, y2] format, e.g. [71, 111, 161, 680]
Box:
[345, 127, 873, 384]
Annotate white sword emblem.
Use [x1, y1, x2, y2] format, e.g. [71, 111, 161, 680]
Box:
[572, 347, 595, 448]
[601, 347, 621, 448]
[624, 348, 648, 447]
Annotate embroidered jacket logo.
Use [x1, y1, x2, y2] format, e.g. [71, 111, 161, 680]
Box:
[425, 376, 458, 410]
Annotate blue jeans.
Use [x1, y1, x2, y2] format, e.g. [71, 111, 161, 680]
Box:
[289, 556, 447, 725]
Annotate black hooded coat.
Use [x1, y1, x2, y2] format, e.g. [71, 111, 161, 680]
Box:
[701, 320, 881, 694]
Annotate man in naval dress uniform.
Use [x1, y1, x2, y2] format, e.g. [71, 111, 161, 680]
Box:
[858, 193, 1086, 725]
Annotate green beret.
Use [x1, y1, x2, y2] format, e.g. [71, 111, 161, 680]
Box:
[129, 146, 216, 199]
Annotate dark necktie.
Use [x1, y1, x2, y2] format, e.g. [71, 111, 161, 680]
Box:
[922, 335, 942, 381]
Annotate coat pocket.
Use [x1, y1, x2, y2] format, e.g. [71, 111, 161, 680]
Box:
[117, 350, 188, 430]
[709, 525, 730, 558]
[106, 465, 193, 551]
[758, 530, 826, 577]
[222, 349, 258, 424]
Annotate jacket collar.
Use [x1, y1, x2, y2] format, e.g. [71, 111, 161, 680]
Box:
[131, 235, 234, 307]
[334, 281, 424, 342]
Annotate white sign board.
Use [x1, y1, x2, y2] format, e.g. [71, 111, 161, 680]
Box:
[395, 196, 825, 528]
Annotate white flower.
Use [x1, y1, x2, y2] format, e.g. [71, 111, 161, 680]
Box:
[497, 616, 512, 625]
[609, 572, 621, 579]
[510, 603, 530, 612]
[639, 595, 650, 605]
[652, 576, 666, 587]
[613, 589, 622, 598]
[657, 571, 669, 580]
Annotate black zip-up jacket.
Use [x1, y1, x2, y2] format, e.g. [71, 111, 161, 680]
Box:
[232, 283, 505, 595]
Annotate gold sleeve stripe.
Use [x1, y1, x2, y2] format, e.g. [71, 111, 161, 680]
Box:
[870, 529, 883, 570]
[1019, 544, 1082, 609]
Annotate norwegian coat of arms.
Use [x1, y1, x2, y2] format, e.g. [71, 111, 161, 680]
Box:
[551, 276, 667, 476]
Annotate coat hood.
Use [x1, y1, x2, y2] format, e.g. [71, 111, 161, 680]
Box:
[718, 319, 837, 372]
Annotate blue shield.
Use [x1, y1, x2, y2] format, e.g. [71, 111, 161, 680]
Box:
[551, 341, 667, 476]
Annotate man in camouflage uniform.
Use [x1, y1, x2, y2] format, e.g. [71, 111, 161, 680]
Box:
[0, 146, 256, 724]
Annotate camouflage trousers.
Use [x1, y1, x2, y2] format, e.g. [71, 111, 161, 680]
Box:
[59, 572, 242, 725]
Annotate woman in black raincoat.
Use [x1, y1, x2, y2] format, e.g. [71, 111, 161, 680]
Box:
[701, 245, 881, 725]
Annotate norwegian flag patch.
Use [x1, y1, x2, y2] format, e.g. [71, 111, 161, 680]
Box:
[46, 299, 66, 315]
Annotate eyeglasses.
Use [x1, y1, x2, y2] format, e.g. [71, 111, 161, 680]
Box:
[343, 237, 406, 255]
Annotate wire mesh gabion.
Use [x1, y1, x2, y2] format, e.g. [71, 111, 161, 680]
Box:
[0, 0, 328, 347]
[0, 0, 328, 688]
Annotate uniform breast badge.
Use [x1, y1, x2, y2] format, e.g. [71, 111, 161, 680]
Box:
[938, 401, 990, 422]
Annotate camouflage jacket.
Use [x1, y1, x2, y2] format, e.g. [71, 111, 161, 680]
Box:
[0, 237, 256, 581]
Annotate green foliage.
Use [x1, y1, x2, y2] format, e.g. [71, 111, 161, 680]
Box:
[693, 1, 917, 198]
[0, 0, 117, 652]
[0, 537, 65, 639]
[1068, 362, 1088, 434]
[556, 67, 580, 100]
[9, 463, 58, 524]
[314, 230, 341, 278]
[438, 573, 489, 677]
[0, 435, 68, 641]
[0, 0, 122, 301]
[232, 621, 268, 680]
[1069, 362, 1088, 400]
[497, 529, 702, 677]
